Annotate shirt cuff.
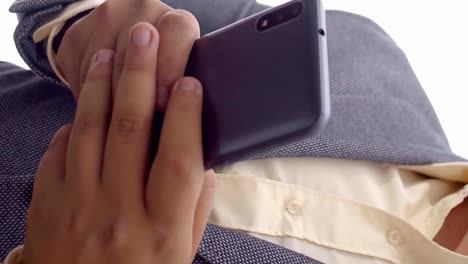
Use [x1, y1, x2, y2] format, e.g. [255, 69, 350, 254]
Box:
[33, 0, 106, 44]
[33, 0, 106, 86]
[3, 245, 24, 264]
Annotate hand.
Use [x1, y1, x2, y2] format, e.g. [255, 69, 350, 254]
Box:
[24, 23, 216, 264]
[57, 0, 200, 110]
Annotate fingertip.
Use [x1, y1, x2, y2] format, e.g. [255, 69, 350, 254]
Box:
[157, 9, 200, 39]
[91, 49, 115, 67]
[119, 22, 159, 77]
[172, 77, 202, 95]
[155, 69, 202, 113]
[83, 49, 115, 82]
[129, 22, 160, 48]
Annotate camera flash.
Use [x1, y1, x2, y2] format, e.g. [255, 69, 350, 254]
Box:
[261, 19, 269, 28]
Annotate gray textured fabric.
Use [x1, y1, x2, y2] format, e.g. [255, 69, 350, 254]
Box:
[10, 0, 78, 84]
[1, 0, 465, 262]
[10, 0, 465, 165]
[247, 11, 466, 164]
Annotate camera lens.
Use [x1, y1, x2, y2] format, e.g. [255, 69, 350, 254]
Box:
[290, 2, 303, 17]
[291, 6, 300, 15]
[276, 13, 284, 22]
[261, 19, 269, 28]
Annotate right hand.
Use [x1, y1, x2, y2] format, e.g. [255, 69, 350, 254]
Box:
[57, 0, 200, 110]
[24, 23, 216, 264]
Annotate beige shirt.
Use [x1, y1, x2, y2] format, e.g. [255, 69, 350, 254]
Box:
[4, 1, 468, 263]
[212, 158, 468, 263]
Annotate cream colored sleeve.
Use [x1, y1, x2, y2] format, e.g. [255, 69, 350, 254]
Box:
[2, 245, 23, 264]
[32, 0, 106, 86]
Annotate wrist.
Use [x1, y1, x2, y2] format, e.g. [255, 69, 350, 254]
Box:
[53, 9, 93, 54]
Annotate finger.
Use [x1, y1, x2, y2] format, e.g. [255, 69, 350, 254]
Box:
[112, 2, 172, 94]
[79, 2, 122, 89]
[191, 170, 217, 257]
[66, 49, 114, 200]
[33, 125, 72, 202]
[102, 23, 159, 212]
[155, 9, 200, 110]
[56, 14, 96, 99]
[146, 77, 204, 226]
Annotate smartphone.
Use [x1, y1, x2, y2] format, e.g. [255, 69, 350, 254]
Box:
[152, 0, 329, 169]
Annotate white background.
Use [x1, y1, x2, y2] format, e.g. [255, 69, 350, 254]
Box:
[1, 0, 467, 158]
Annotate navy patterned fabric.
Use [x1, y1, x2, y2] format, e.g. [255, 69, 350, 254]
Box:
[195, 224, 322, 264]
[1, 0, 465, 262]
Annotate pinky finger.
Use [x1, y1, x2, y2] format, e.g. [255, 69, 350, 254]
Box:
[33, 125, 72, 200]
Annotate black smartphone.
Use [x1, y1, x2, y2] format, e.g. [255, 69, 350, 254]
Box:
[153, 0, 329, 169]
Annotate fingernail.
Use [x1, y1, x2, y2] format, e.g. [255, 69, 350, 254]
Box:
[131, 26, 151, 47]
[90, 49, 114, 71]
[174, 78, 197, 93]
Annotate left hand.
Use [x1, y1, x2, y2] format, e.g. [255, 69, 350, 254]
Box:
[57, 0, 200, 110]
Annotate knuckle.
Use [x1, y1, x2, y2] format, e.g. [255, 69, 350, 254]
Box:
[150, 226, 174, 253]
[27, 202, 59, 227]
[158, 152, 194, 177]
[67, 208, 91, 235]
[122, 62, 153, 75]
[120, 47, 155, 75]
[111, 114, 149, 143]
[95, 1, 113, 24]
[159, 10, 200, 37]
[74, 114, 104, 136]
[103, 218, 134, 254]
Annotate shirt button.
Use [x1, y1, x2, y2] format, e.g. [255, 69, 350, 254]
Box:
[286, 200, 302, 216]
[387, 229, 402, 245]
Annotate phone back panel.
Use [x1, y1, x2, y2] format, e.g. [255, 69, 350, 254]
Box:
[185, 0, 329, 168]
